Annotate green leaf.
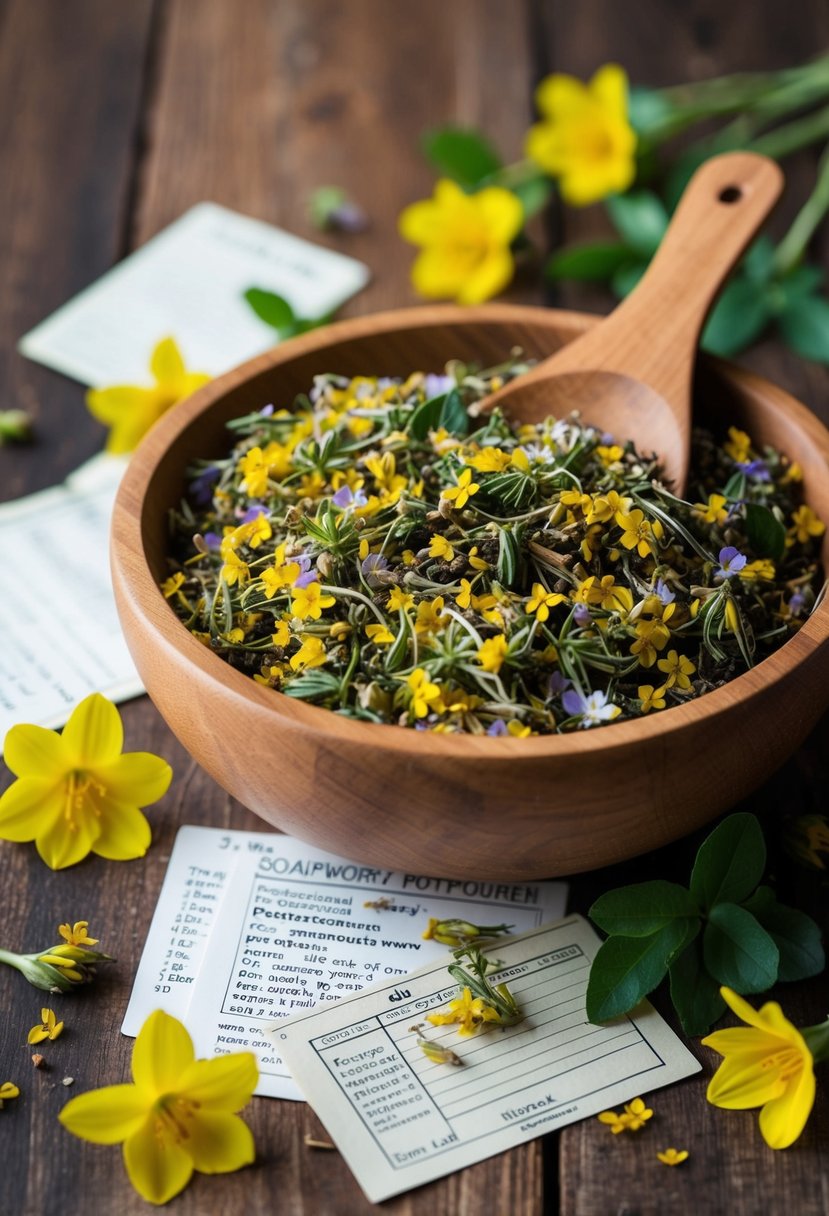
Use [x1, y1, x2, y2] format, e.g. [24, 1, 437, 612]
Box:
[589, 880, 697, 937]
[546, 242, 634, 283]
[745, 503, 786, 562]
[723, 471, 747, 501]
[496, 527, 520, 584]
[774, 264, 825, 311]
[703, 903, 779, 993]
[439, 388, 469, 436]
[701, 277, 773, 357]
[510, 173, 551, 220]
[778, 294, 829, 363]
[611, 260, 648, 298]
[669, 938, 727, 1035]
[586, 920, 691, 1023]
[244, 288, 296, 333]
[627, 86, 676, 138]
[743, 236, 776, 285]
[743, 887, 825, 982]
[421, 126, 502, 190]
[606, 191, 669, 257]
[408, 393, 446, 441]
[690, 812, 766, 911]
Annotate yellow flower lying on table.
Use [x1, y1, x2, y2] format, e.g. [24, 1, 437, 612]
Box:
[399, 179, 523, 304]
[426, 986, 502, 1037]
[0, 693, 172, 869]
[28, 1007, 64, 1044]
[657, 1147, 689, 1166]
[86, 336, 210, 454]
[702, 986, 829, 1150]
[59, 1009, 258, 1206]
[597, 1095, 653, 1133]
[0, 1082, 20, 1109]
[525, 64, 637, 205]
[0, 919, 113, 992]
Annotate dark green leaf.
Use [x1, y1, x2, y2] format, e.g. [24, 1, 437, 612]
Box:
[723, 471, 747, 501]
[778, 294, 829, 363]
[496, 527, 520, 584]
[611, 260, 648, 298]
[775, 263, 824, 308]
[669, 938, 727, 1035]
[745, 503, 786, 562]
[627, 86, 676, 138]
[589, 880, 697, 937]
[244, 288, 296, 332]
[606, 191, 669, 257]
[282, 670, 342, 702]
[690, 812, 766, 911]
[742, 236, 776, 285]
[703, 902, 779, 993]
[439, 388, 469, 436]
[421, 126, 502, 189]
[701, 277, 773, 357]
[546, 242, 634, 284]
[408, 394, 446, 441]
[586, 920, 691, 1023]
[743, 887, 825, 982]
[510, 173, 551, 220]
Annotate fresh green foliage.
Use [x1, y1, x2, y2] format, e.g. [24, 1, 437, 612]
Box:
[586, 813, 825, 1035]
[422, 126, 503, 190]
[244, 287, 333, 340]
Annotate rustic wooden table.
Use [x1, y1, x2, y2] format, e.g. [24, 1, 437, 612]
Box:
[1, 2, 827, 1213]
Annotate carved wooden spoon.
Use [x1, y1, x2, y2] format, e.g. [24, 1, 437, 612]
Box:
[481, 152, 784, 491]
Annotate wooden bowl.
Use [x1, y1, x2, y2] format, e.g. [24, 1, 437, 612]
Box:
[111, 305, 829, 880]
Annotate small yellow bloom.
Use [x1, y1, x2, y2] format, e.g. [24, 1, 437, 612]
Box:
[58, 921, 99, 947]
[0, 694, 171, 869]
[656, 649, 696, 691]
[638, 684, 667, 713]
[289, 636, 327, 672]
[623, 1096, 653, 1129]
[586, 490, 632, 524]
[161, 572, 185, 599]
[365, 623, 395, 646]
[220, 547, 249, 588]
[238, 442, 293, 498]
[702, 987, 817, 1150]
[387, 586, 414, 612]
[0, 1082, 20, 1108]
[693, 493, 728, 525]
[415, 596, 449, 636]
[789, 504, 825, 545]
[616, 509, 663, 558]
[724, 426, 752, 463]
[86, 337, 210, 454]
[290, 582, 336, 621]
[781, 461, 803, 484]
[466, 446, 512, 473]
[525, 65, 637, 206]
[28, 1007, 64, 1045]
[468, 546, 489, 571]
[271, 616, 292, 648]
[574, 575, 632, 613]
[740, 558, 776, 581]
[426, 986, 502, 1036]
[657, 1148, 689, 1166]
[59, 1009, 257, 1205]
[429, 534, 456, 562]
[526, 582, 567, 622]
[399, 179, 523, 305]
[597, 1108, 631, 1134]
[442, 467, 480, 510]
[560, 488, 593, 515]
[406, 669, 443, 718]
[476, 634, 509, 674]
[596, 444, 624, 466]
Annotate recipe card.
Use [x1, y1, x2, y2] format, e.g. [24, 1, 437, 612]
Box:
[270, 917, 701, 1202]
[0, 453, 143, 746]
[122, 825, 568, 1100]
[19, 202, 369, 386]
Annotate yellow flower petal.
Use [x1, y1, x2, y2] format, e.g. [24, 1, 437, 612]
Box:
[86, 385, 152, 426]
[150, 336, 186, 385]
[758, 1061, 816, 1149]
[59, 1085, 149, 1145]
[123, 1119, 194, 1206]
[0, 777, 63, 842]
[534, 72, 589, 119]
[96, 753, 173, 807]
[473, 186, 524, 245]
[3, 723, 67, 780]
[27, 1026, 48, 1045]
[131, 1010, 194, 1097]
[186, 1111, 256, 1173]
[91, 800, 152, 861]
[705, 1051, 787, 1110]
[36, 811, 99, 870]
[177, 1053, 259, 1113]
[61, 694, 124, 768]
[458, 248, 516, 306]
[399, 198, 443, 245]
[590, 63, 628, 115]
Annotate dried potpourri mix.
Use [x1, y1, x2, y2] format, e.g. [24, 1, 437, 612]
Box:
[162, 362, 825, 735]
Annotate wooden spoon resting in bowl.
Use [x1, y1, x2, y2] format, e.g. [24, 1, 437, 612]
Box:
[480, 152, 784, 491]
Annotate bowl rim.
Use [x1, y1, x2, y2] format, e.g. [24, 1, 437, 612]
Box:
[111, 302, 829, 760]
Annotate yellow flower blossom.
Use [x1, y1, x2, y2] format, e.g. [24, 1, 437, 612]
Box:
[401, 549, 417, 567]
[442, 467, 480, 510]
[597, 1108, 631, 1134]
[364, 452, 407, 498]
[506, 720, 532, 737]
[781, 461, 803, 484]
[290, 582, 336, 621]
[415, 596, 449, 636]
[387, 586, 414, 612]
[623, 1097, 654, 1129]
[429, 534, 455, 562]
[219, 546, 249, 588]
[468, 546, 489, 571]
[86, 337, 210, 454]
[466, 446, 512, 473]
[525, 65, 637, 206]
[289, 636, 327, 671]
[27, 1007, 64, 1045]
[657, 649, 696, 691]
[59, 1009, 257, 1205]
[406, 669, 443, 718]
[399, 179, 523, 305]
[161, 572, 185, 599]
[560, 488, 593, 515]
[365, 623, 395, 646]
[426, 986, 502, 1036]
[630, 618, 671, 668]
[638, 684, 667, 713]
[616, 509, 663, 558]
[657, 1148, 689, 1166]
[261, 544, 301, 598]
[0, 694, 171, 870]
[694, 493, 728, 525]
[238, 442, 293, 498]
[586, 490, 632, 524]
[740, 558, 776, 581]
[59, 921, 99, 947]
[574, 575, 633, 613]
[476, 634, 509, 674]
[789, 504, 825, 545]
[526, 582, 567, 622]
[596, 444, 624, 466]
[271, 616, 292, 648]
[0, 1082, 20, 1108]
[702, 987, 818, 1150]
[724, 426, 752, 463]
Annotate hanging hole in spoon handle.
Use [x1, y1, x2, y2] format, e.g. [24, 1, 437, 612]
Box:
[718, 185, 743, 203]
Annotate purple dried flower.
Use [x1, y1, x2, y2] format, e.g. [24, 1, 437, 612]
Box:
[189, 465, 220, 506]
[737, 458, 771, 482]
[293, 551, 319, 588]
[203, 532, 221, 551]
[423, 373, 455, 399]
[654, 578, 676, 605]
[789, 591, 806, 617]
[548, 671, 571, 697]
[240, 504, 266, 523]
[332, 484, 368, 509]
[562, 688, 620, 728]
[715, 546, 748, 579]
[260, 403, 275, 417]
[487, 719, 508, 736]
[573, 603, 592, 628]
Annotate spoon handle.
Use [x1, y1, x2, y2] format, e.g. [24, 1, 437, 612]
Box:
[556, 152, 783, 406]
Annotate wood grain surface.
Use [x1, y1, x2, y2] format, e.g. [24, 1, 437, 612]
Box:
[0, 3, 827, 1215]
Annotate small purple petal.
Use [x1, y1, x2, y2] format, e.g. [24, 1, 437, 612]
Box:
[189, 465, 220, 506]
[361, 554, 389, 575]
[715, 546, 747, 578]
[332, 485, 353, 508]
[654, 578, 676, 605]
[260, 404, 275, 417]
[573, 603, 592, 628]
[486, 719, 508, 736]
[293, 569, 319, 588]
[600, 431, 615, 445]
[737, 458, 771, 482]
[548, 671, 571, 697]
[789, 591, 806, 617]
[423, 373, 455, 399]
[203, 532, 221, 550]
[240, 504, 267, 523]
[562, 689, 585, 717]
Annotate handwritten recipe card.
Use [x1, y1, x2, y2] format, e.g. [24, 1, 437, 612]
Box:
[271, 918, 701, 1202]
[123, 826, 568, 1100]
